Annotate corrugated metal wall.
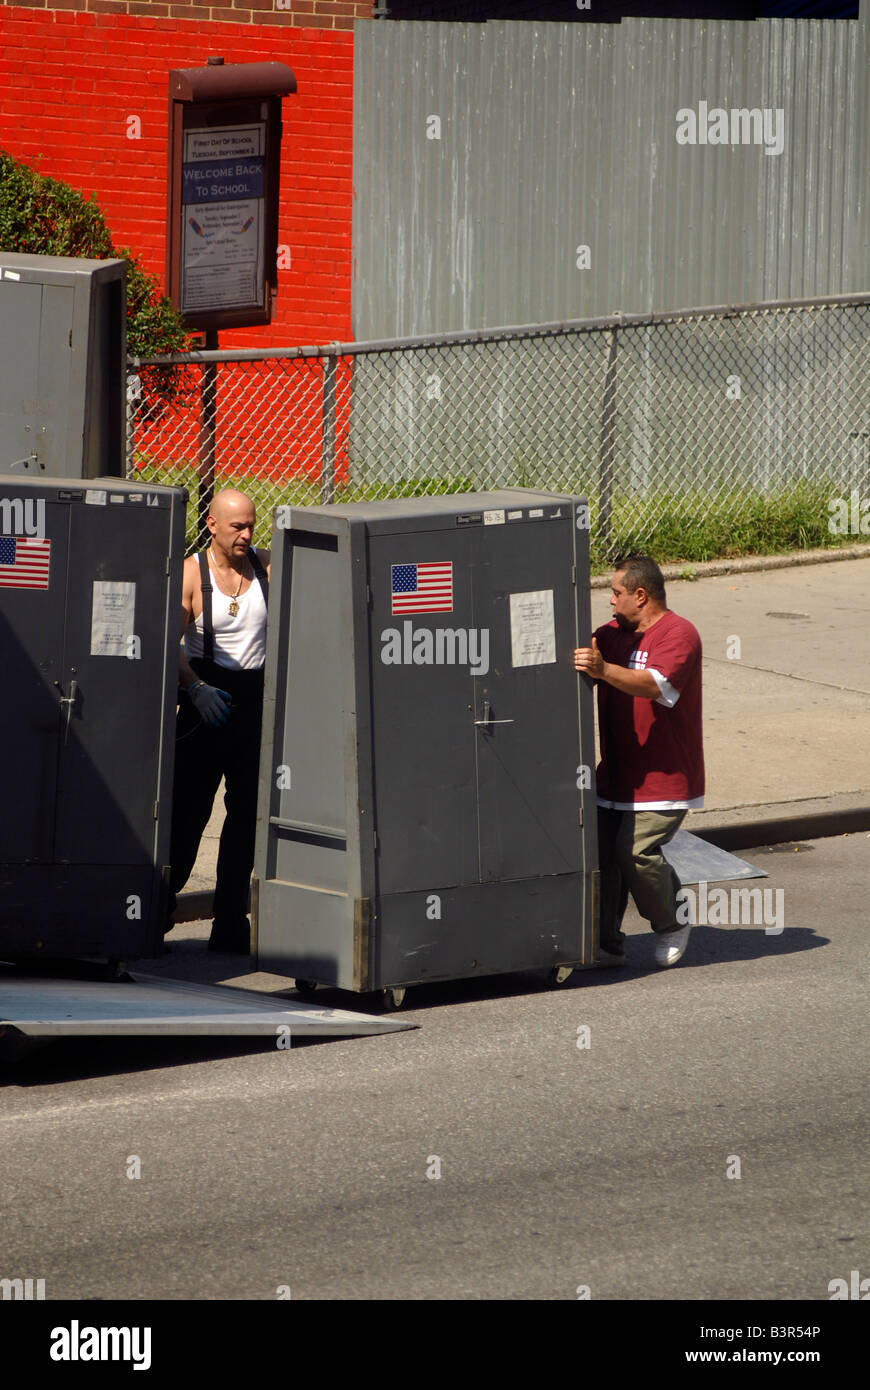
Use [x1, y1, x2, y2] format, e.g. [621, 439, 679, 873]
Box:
[352, 16, 869, 339]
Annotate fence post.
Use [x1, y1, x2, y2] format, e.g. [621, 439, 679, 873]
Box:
[197, 331, 218, 549]
[320, 350, 337, 505]
[598, 323, 620, 553]
[125, 367, 141, 479]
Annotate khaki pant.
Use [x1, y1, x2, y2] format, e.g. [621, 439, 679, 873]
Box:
[597, 807, 687, 952]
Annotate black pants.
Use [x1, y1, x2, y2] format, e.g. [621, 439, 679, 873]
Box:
[168, 659, 264, 933]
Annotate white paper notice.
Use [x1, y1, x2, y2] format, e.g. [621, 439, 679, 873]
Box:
[91, 581, 136, 657]
[181, 197, 264, 312]
[181, 123, 266, 314]
[510, 589, 556, 667]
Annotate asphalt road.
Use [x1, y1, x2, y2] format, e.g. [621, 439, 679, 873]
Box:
[1, 833, 867, 1302]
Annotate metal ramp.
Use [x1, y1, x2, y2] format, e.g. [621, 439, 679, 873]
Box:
[0, 970, 415, 1039]
[661, 829, 768, 885]
[0, 831, 762, 1049]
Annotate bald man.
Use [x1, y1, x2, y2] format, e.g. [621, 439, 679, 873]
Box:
[166, 489, 270, 954]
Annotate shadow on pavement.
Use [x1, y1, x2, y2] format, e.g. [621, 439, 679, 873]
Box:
[1, 918, 827, 1082]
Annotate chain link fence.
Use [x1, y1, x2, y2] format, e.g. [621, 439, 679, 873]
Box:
[127, 294, 870, 565]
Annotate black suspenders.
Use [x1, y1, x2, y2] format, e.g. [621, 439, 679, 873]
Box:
[249, 549, 270, 607]
[197, 548, 269, 664]
[197, 551, 214, 662]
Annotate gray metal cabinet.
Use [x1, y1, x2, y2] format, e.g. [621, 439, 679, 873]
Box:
[0, 476, 186, 960]
[254, 489, 598, 996]
[0, 254, 126, 480]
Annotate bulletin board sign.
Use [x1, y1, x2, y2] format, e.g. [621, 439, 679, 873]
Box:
[166, 62, 296, 333]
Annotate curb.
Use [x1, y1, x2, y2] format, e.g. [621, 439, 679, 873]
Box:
[173, 891, 215, 925]
[173, 806, 870, 923]
[590, 543, 870, 588]
[691, 805, 870, 853]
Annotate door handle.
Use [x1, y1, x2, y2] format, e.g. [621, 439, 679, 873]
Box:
[54, 679, 78, 741]
[474, 699, 514, 731]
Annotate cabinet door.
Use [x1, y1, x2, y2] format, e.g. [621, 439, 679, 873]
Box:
[471, 515, 582, 883]
[0, 282, 74, 476]
[368, 527, 479, 893]
[52, 497, 173, 867]
[0, 498, 69, 864]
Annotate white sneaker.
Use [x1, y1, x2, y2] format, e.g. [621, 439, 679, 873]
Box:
[654, 925, 691, 968]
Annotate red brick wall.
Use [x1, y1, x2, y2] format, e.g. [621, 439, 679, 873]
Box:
[0, 1, 360, 347]
[0, 2, 372, 31]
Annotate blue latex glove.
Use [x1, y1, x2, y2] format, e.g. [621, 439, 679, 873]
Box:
[190, 682, 232, 727]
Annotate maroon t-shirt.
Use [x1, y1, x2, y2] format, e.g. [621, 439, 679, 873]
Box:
[594, 609, 704, 807]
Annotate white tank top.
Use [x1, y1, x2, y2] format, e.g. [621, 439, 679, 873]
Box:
[184, 548, 267, 671]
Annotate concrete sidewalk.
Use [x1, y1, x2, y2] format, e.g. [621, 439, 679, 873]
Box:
[175, 551, 870, 921]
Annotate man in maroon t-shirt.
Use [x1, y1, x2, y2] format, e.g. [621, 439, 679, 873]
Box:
[574, 555, 704, 968]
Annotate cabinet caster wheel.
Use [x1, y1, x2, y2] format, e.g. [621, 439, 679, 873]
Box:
[546, 965, 574, 987]
[381, 987, 406, 1011]
[294, 978, 318, 997]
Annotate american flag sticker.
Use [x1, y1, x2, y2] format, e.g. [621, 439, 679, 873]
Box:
[391, 561, 453, 615]
[0, 536, 51, 590]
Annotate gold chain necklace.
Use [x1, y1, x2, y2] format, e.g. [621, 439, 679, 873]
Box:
[208, 549, 248, 617]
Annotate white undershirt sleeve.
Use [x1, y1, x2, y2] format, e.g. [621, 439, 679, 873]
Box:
[648, 667, 680, 707]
